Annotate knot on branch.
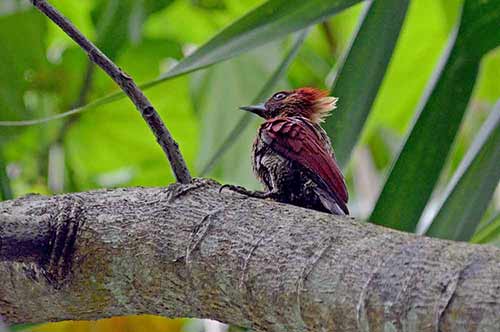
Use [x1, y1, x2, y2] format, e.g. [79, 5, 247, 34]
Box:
[143, 106, 155, 118]
[30, 0, 43, 6]
[43, 196, 84, 285]
[86, 49, 101, 65]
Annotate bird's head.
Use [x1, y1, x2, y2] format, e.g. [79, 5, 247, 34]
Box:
[240, 87, 338, 123]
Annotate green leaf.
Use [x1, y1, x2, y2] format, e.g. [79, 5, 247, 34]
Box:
[425, 102, 500, 240]
[325, 0, 410, 168]
[9, 323, 40, 332]
[91, 0, 133, 59]
[199, 29, 308, 176]
[0, 9, 47, 137]
[131, 0, 175, 42]
[471, 211, 500, 245]
[370, 0, 500, 232]
[0, 145, 13, 201]
[459, 0, 500, 58]
[91, 0, 175, 60]
[358, 0, 461, 145]
[66, 39, 198, 189]
[160, 0, 364, 81]
[142, 0, 175, 14]
[0, 0, 363, 128]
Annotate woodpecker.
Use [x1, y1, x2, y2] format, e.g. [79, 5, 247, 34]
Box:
[222, 87, 349, 215]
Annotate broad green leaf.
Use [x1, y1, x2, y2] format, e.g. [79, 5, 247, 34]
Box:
[160, 0, 364, 80]
[359, 0, 461, 145]
[66, 39, 198, 189]
[0, 145, 12, 201]
[471, 212, 500, 245]
[326, 0, 410, 168]
[91, 0, 174, 59]
[144, 0, 258, 46]
[191, 0, 227, 11]
[56, 0, 131, 111]
[474, 49, 500, 102]
[84, 0, 176, 103]
[91, 0, 134, 59]
[370, 0, 500, 232]
[0, 9, 47, 137]
[425, 102, 500, 240]
[0, 0, 363, 128]
[48, 0, 177, 194]
[130, 0, 175, 42]
[199, 29, 308, 176]
[0, 1, 176, 128]
[142, 0, 175, 14]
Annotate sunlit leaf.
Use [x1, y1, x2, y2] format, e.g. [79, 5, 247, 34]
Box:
[91, 0, 175, 58]
[325, 0, 410, 167]
[0, 0, 364, 128]
[358, 0, 461, 146]
[371, 0, 500, 232]
[425, 102, 500, 240]
[471, 211, 500, 246]
[160, 0, 363, 81]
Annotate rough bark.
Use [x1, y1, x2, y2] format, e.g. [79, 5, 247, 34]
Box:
[0, 179, 499, 331]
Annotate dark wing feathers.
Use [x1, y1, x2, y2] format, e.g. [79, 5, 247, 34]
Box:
[260, 117, 349, 214]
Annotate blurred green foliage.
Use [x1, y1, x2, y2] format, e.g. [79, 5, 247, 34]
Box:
[327, 0, 410, 167]
[426, 104, 500, 240]
[371, 0, 500, 232]
[1, 0, 499, 331]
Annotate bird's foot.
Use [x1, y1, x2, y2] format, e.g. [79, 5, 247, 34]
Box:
[219, 184, 276, 199]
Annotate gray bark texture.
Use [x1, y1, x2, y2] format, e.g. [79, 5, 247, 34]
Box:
[0, 179, 499, 331]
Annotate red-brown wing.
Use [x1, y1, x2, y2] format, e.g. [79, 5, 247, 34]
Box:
[260, 117, 348, 213]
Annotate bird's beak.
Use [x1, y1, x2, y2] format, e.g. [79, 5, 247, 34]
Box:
[239, 103, 266, 117]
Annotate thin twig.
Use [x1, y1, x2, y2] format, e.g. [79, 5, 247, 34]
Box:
[30, 0, 192, 184]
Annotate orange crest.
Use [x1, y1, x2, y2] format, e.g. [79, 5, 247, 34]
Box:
[295, 87, 338, 123]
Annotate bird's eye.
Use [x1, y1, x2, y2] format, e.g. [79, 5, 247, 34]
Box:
[273, 92, 287, 101]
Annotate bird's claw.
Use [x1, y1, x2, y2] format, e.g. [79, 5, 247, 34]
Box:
[219, 184, 241, 194]
[219, 184, 276, 199]
[219, 184, 251, 195]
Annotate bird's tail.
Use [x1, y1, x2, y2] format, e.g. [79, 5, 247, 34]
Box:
[314, 187, 349, 215]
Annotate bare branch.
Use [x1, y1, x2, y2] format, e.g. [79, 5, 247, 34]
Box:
[1, 179, 499, 331]
[30, 0, 192, 184]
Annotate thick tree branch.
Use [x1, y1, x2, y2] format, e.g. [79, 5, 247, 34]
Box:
[30, 0, 192, 184]
[0, 179, 499, 331]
